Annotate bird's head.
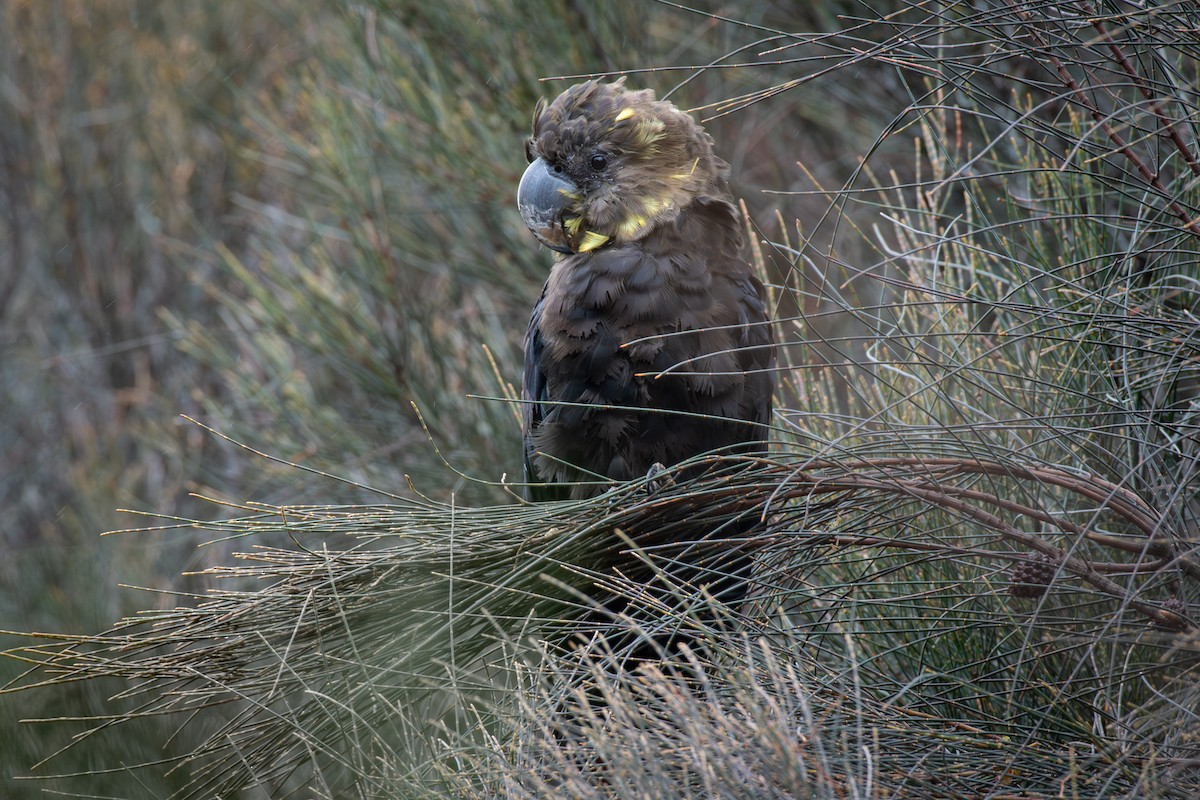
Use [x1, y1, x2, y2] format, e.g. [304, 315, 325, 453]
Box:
[517, 79, 726, 255]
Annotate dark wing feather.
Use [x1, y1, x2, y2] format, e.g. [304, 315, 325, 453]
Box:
[521, 287, 572, 502]
[735, 272, 776, 435]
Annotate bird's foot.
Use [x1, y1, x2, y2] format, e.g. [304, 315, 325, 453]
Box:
[645, 462, 675, 496]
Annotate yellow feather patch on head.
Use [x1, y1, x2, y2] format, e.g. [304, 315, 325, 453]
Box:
[615, 107, 635, 122]
[577, 231, 610, 252]
[633, 118, 666, 148]
[563, 216, 583, 235]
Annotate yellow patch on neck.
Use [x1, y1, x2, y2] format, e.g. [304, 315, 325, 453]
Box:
[618, 215, 648, 239]
[615, 107, 635, 122]
[577, 230, 610, 252]
[617, 196, 672, 239]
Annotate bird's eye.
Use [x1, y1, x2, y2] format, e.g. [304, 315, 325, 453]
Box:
[588, 153, 608, 172]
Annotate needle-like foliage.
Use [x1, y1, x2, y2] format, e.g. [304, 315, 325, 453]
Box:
[5, 1, 1200, 798]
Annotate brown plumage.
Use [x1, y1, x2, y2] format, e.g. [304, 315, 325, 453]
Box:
[518, 80, 774, 504]
[516, 82, 774, 653]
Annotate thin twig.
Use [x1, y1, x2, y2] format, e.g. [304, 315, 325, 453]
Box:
[1006, 0, 1200, 235]
[1084, 1, 1200, 178]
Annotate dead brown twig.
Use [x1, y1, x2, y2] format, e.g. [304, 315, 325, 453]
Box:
[1005, 0, 1200, 235]
[623, 455, 1195, 631]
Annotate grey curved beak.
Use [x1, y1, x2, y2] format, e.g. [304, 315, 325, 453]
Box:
[517, 157, 577, 254]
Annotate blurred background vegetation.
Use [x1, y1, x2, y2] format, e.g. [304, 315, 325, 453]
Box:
[2, 0, 1198, 798]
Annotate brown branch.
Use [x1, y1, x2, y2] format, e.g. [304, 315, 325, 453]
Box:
[799, 532, 1170, 575]
[1084, 2, 1200, 178]
[907, 481, 1180, 562]
[788, 456, 1163, 541]
[807, 471, 1188, 628]
[634, 456, 1196, 629]
[1005, 0, 1200, 235]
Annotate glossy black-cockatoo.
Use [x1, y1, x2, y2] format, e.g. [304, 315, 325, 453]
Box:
[516, 80, 775, 631]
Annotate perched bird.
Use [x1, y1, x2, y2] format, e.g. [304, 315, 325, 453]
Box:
[518, 79, 774, 498]
[516, 80, 774, 635]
